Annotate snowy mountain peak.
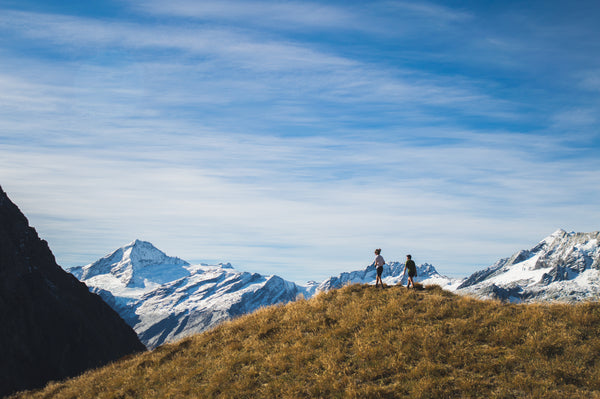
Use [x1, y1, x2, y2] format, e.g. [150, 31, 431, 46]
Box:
[122, 239, 188, 266]
[541, 229, 572, 247]
[551, 228, 568, 237]
[70, 241, 306, 348]
[75, 240, 190, 288]
[457, 230, 600, 302]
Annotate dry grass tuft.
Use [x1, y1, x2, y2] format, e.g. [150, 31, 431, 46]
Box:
[11, 284, 600, 398]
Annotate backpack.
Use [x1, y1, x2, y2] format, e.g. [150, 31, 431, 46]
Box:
[407, 260, 417, 276]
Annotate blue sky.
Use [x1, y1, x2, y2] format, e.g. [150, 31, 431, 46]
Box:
[1, 0, 599, 283]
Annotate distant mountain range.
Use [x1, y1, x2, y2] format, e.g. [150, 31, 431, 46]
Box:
[68, 229, 600, 349]
[455, 229, 600, 302]
[68, 241, 455, 348]
[315, 261, 461, 292]
[6, 177, 597, 395]
[69, 240, 310, 349]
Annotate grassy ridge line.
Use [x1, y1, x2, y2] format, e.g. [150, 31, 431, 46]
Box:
[11, 284, 600, 398]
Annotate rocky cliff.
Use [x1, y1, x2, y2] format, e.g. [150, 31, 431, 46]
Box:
[0, 186, 145, 397]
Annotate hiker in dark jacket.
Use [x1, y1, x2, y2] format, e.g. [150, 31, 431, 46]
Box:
[402, 254, 417, 289]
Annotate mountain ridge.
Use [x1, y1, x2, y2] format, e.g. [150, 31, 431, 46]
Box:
[69, 239, 190, 287]
[69, 240, 307, 348]
[68, 229, 600, 350]
[316, 261, 460, 293]
[456, 229, 600, 302]
[68, 240, 457, 348]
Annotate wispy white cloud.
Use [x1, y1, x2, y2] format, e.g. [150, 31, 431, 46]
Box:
[578, 70, 600, 92]
[132, 0, 474, 39]
[383, 1, 472, 23]
[2, 124, 598, 281]
[134, 0, 361, 32]
[0, 9, 354, 69]
[551, 108, 597, 128]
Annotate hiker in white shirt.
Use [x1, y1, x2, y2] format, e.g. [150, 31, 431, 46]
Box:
[372, 248, 385, 288]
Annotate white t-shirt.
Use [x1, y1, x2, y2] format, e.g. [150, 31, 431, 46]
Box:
[374, 255, 385, 267]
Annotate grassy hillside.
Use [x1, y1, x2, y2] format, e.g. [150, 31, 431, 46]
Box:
[11, 284, 600, 398]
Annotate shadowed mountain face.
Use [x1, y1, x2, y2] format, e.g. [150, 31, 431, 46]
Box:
[0, 186, 146, 397]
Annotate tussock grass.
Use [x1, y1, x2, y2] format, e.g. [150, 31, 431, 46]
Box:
[11, 284, 600, 398]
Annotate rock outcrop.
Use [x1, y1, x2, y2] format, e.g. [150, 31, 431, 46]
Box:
[0, 186, 146, 397]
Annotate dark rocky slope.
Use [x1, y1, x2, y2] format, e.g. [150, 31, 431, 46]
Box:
[0, 186, 145, 397]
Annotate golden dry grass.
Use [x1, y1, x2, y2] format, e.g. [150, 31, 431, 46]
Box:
[10, 284, 600, 398]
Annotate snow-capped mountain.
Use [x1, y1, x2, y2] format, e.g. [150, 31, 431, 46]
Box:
[69, 239, 190, 289]
[69, 240, 307, 349]
[70, 230, 600, 349]
[315, 261, 462, 293]
[456, 229, 600, 302]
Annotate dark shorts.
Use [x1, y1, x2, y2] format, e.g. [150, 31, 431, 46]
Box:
[408, 271, 416, 278]
[376, 266, 383, 277]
